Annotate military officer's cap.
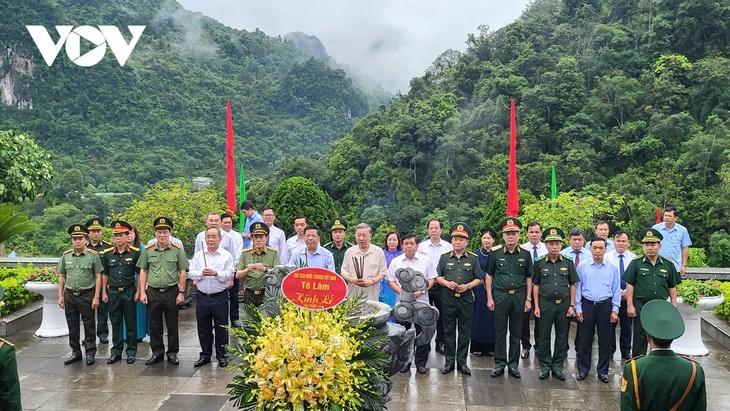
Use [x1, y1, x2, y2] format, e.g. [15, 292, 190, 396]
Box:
[85, 218, 104, 230]
[499, 217, 522, 233]
[449, 223, 472, 239]
[153, 216, 174, 230]
[110, 220, 132, 234]
[68, 224, 89, 237]
[329, 217, 348, 231]
[251, 221, 270, 236]
[640, 228, 663, 243]
[640, 300, 685, 340]
[542, 227, 565, 242]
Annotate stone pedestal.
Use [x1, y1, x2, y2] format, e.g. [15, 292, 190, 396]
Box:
[672, 295, 724, 356]
[23, 282, 68, 337]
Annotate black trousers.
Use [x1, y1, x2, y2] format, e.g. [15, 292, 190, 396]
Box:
[64, 288, 96, 357]
[97, 299, 109, 339]
[242, 288, 265, 307]
[196, 289, 229, 360]
[147, 287, 180, 356]
[229, 278, 240, 322]
[108, 286, 137, 356]
[429, 287, 444, 344]
[612, 299, 632, 357]
[396, 321, 430, 368]
[521, 306, 540, 349]
[576, 298, 614, 375]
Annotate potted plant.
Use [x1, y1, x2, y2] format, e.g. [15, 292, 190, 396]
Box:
[23, 267, 68, 337]
[672, 279, 724, 356]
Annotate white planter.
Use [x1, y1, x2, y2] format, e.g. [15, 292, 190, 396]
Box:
[24, 282, 69, 337]
[671, 295, 724, 356]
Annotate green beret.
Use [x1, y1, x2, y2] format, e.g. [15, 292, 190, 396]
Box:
[641, 228, 663, 243]
[641, 300, 684, 340]
[542, 227, 565, 242]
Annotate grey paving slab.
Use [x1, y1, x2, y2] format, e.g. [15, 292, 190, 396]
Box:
[157, 394, 228, 411]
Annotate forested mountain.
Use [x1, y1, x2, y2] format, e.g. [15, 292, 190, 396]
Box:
[259, 0, 730, 259]
[0, 0, 375, 193]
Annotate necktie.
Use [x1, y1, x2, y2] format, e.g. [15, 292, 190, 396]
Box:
[574, 250, 580, 268]
[619, 254, 626, 289]
[533, 245, 538, 261]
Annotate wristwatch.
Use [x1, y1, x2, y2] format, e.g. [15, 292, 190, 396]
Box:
[467, 284, 472, 290]
[178, 290, 185, 294]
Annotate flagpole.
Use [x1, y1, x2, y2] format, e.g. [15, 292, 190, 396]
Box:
[239, 163, 246, 232]
[551, 165, 557, 208]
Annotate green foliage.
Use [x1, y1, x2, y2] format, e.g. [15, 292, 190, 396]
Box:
[0, 203, 35, 245]
[121, 181, 227, 253]
[0, 131, 53, 203]
[714, 281, 730, 321]
[519, 191, 621, 234]
[266, 177, 336, 236]
[687, 248, 709, 268]
[0, 265, 44, 315]
[676, 279, 723, 308]
[708, 231, 730, 267]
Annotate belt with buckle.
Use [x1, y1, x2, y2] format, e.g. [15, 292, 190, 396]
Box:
[494, 286, 526, 295]
[150, 285, 177, 293]
[541, 295, 568, 304]
[583, 297, 611, 306]
[198, 289, 226, 297]
[67, 288, 93, 297]
[244, 288, 264, 295]
[110, 284, 134, 292]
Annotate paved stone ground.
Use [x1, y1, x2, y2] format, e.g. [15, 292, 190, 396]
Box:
[10, 303, 730, 410]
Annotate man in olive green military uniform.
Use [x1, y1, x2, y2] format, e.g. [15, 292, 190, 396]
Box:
[0, 285, 22, 411]
[625, 228, 681, 357]
[486, 217, 533, 378]
[324, 217, 354, 275]
[236, 221, 280, 307]
[533, 227, 579, 381]
[436, 223, 482, 376]
[102, 221, 140, 364]
[57, 224, 103, 366]
[86, 218, 112, 344]
[137, 217, 189, 365]
[621, 300, 706, 410]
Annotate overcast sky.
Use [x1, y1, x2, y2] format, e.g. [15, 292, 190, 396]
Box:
[176, 0, 533, 92]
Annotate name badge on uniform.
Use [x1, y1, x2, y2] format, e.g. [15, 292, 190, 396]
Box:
[109, 259, 116, 263]
[447, 262, 455, 266]
[659, 269, 667, 273]
[518, 258, 525, 262]
[559, 267, 567, 271]
[125, 258, 133, 261]
[640, 268, 649, 271]
[498, 258, 506, 262]
[464, 263, 472, 267]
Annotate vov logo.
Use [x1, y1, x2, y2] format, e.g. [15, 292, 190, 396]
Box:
[26, 25, 145, 67]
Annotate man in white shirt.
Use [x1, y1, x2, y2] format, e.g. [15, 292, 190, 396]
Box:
[520, 221, 547, 359]
[604, 229, 637, 360]
[220, 213, 243, 261]
[417, 219, 452, 355]
[341, 223, 387, 301]
[387, 233, 437, 374]
[286, 215, 308, 257]
[288, 226, 336, 271]
[188, 227, 235, 368]
[262, 207, 289, 264]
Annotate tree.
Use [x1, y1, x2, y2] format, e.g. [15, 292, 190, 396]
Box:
[519, 191, 622, 235]
[0, 131, 53, 203]
[0, 203, 34, 256]
[266, 177, 336, 237]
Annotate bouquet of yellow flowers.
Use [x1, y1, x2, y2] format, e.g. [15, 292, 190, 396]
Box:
[228, 298, 389, 410]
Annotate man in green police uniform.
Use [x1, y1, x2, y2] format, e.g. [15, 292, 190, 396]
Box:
[236, 221, 280, 307]
[625, 228, 681, 357]
[102, 221, 140, 364]
[0, 285, 22, 411]
[86, 218, 112, 344]
[621, 300, 706, 411]
[436, 223, 482, 376]
[486, 217, 533, 378]
[533, 227, 579, 381]
[57, 224, 103, 366]
[137, 217, 189, 365]
[323, 217, 354, 275]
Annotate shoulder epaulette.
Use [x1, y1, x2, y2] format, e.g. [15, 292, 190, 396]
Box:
[87, 249, 99, 255]
[633, 255, 643, 261]
[146, 241, 156, 248]
[104, 246, 115, 253]
[468, 251, 478, 257]
[678, 354, 700, 364]
[103, 240, 112, 246]
[63, 248, 73, 255]
[323, 241, 332, 247]
[535, 254, 547, 261]
[242, 246, 253, 252]
[0, 337, 14, 347]
[491, 244, 503, 251]
[129, 246, 140, 252]
[440, 250, 452, 256]
[170, 242, 182, 249]
[625, 354, 644, 364]
[563, 254, 574, 261]
[265, 246, 278, 251]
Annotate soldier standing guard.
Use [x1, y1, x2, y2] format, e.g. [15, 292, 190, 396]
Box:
[57, 224, 103, 366]
[137, 217, 189, 365]
[0, 285, 22, 411]
[436, 223, 482, 376]
[324, 218, 354, 275]
[102, 221, 140, 364]
[532, 227, 578, 381]
[624, 228, 681, 357]
[236, 222, 280, 307]
[486, 217, 533, 379]
[86, 218, 112, 344]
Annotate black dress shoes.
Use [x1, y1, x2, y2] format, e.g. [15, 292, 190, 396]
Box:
[598, 374, 610, 384]
[145, 355, 163, 365]
[218, 358, 228, 368]
[86, 355, 95, 366]
[194, 357, 211, 367]
[576, 372, 587, 381]
[539, 371, 550, 380]
[520, 348, 530, 359]
[126, 356, 136, 364]
[491, 368, 504, 377]
[441, 364, 454, 374]
[508, 368, 521, 379]
[99, 336, 109, 344]
[457, 365, 472, 376]
[64, 353, 82, 365]
[107, 354, 122, 364]
[553, 371, 566, 381]
[167, 354, 179, 365]
[435, 342, 445, 354]
[416, 365, 427, 374]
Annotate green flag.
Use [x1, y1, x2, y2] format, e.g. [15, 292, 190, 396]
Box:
[239, 163, 246, 232]
[551, 165, 557, 206]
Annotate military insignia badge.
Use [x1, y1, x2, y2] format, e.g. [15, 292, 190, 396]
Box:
[550, 228, 557, 234]
[621, 377, 628, 392]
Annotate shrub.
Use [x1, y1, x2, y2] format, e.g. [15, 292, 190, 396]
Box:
[0, 265, 44, 315]
[676, 279, 723, 308]
[715, 282, 730, 321]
